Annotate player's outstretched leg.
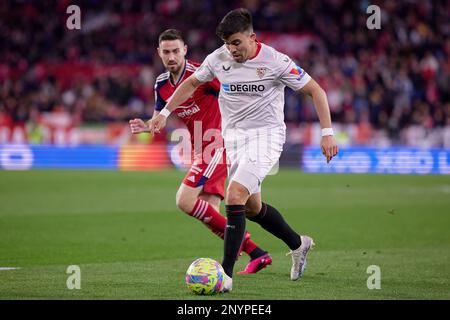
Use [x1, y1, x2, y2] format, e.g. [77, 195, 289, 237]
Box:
[220, 181, 250, 291]
[222, 204, 246, 275]
[177, 185, 269, 271]
[191, 199, 267, 261]
[247, 202, 313, 280]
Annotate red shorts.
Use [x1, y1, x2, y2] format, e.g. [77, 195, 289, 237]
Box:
[182, 147, 227, 200]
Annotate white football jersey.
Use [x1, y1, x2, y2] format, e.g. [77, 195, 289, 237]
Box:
[194, 42, 311, 136]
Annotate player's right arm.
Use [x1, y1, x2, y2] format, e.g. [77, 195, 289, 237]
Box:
[150, 75, 204, 134]
[129, 77, 165, 134]
[129, 111, 159, 134]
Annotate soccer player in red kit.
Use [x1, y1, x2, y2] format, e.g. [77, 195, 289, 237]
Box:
[129, 29, 271, 274]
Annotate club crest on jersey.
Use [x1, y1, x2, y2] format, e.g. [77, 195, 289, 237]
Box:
[256, 67, 266, 79]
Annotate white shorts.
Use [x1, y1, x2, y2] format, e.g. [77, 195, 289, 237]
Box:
[224, 127, 285, 195]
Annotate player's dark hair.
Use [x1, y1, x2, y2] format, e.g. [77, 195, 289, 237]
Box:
[216, 8, 253, 40]
[158, 29, 184, 44]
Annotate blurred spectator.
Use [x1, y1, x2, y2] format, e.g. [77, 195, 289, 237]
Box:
[0, 0, 448, 146]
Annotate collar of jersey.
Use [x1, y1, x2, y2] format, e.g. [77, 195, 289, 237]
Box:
[248, 41, 262, 60]
[170, 59, 187, 87]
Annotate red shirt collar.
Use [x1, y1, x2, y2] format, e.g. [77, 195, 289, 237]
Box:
[248, 41, 262, 60]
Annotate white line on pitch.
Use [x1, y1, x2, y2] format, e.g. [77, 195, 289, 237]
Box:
[0, 267, 21, 271]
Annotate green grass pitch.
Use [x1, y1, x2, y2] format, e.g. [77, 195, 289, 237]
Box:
[0, 169, 449, 299]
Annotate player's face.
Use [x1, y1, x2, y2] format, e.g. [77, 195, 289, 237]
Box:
[224, 32, 257, 63]
[158, 40, 187, 74]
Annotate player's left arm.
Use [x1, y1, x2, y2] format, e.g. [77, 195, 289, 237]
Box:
[298, 78, 339, 163]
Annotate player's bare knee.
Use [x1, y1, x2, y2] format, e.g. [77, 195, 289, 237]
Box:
[245, 201, 262, 217]
[226, 185, 248, 205]
[245, 207, 259, 218]
[175, 191, 195, 214]
[245, 202, 260, 217]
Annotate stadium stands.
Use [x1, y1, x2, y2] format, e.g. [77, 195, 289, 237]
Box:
[0, 0, 448, 146]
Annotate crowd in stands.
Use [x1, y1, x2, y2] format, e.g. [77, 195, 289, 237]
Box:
[0, 0, 449, 146]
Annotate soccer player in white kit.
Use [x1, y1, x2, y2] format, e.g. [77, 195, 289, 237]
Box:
[150, 8, 339, 292]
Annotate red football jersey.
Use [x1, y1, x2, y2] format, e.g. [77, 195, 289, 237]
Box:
[154, 60, 223, 158]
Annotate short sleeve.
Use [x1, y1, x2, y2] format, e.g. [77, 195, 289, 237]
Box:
[277, 53, 311, 91]
[194, 54, 215, 83]
[154, 83, 166, 111]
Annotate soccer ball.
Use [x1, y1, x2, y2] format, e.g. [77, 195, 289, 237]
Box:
[185, 258, 224, 295]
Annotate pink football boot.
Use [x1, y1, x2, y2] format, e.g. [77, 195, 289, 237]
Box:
[237, 253, 272, 275]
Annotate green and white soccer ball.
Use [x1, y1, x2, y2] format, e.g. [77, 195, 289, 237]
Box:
[185, 258, 224, 295]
